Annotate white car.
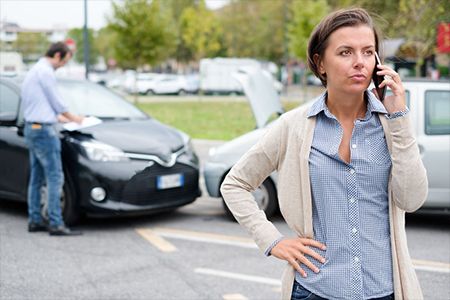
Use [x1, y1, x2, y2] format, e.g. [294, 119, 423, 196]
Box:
[203, 75, 450, 218]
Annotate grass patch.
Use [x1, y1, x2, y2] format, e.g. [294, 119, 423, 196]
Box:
[136, 101, 302, 141]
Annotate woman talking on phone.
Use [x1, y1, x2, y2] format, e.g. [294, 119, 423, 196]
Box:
[221, 7, 427, 300]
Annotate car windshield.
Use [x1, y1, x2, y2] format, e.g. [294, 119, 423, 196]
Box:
[58, 81, 148, 119]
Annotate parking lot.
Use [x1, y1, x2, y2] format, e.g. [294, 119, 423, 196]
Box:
[0, 140, 449, 300]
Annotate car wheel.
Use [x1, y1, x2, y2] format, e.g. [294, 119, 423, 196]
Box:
[146, 89, 154, 95]
[178, 89, 186, 96]
[40, 177, 79, 226]
[222, 178, 278, 220]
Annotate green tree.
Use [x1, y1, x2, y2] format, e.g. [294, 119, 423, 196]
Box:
[67, 28, 99, 65]
[12, 32, 49, 62]
[287, 0, 329, 61]
[218, 0, 286, 63]
[163, 0, 197, 63]
[107, 0, 176, 69]
[96, 26, 117, 67]
[179, 0, 224, 61]
[396, 0, 449, 76]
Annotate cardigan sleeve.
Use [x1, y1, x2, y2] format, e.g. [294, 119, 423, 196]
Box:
[220, 117, 286, 253]
[385, 114, 428, 212]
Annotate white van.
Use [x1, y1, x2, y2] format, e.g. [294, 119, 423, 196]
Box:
[401, 79, 450, 211]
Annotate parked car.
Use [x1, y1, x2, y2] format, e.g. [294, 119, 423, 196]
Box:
[145, 74, 195, 95]
[203, 75, 450, 218]
[0, 77, 201, 224]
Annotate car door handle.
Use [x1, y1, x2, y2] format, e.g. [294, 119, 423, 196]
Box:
[418, 144, 424, 155]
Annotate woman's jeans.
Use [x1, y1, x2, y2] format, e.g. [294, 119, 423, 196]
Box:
[24, 123, 64, 227]
[291, 280, 395, 300]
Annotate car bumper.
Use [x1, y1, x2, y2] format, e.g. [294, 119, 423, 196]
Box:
[73, 158, 201, 216]
[203, 161, 229, 198]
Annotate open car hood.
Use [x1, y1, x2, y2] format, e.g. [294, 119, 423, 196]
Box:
[233, 66, 284, 128]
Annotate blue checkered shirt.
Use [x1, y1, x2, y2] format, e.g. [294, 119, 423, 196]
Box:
[295, 91, 398, 299]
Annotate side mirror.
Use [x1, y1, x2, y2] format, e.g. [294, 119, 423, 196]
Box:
[0, 113, 17, 126]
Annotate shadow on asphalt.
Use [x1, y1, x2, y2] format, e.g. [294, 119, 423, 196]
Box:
[0, 198, 231, 230]
[2, 198, 448, 230]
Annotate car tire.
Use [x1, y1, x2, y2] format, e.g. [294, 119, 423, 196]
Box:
[146, 89, 154, 95]
[222, 178, 278, 220]
[178, 89, 186, 96]
[40, 176, 79, 226]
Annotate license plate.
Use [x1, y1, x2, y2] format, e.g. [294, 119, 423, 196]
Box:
[156, 173, 184, 190]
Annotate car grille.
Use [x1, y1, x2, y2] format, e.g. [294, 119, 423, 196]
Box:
[121, 163, 199, 206]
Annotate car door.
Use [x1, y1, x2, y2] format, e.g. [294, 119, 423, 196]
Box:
[416, 83, 450, 209]
[0, 80, 29, 201]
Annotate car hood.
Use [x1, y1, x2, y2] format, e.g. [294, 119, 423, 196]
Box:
[233, 66, 284, 128]
[63, 118, 184, 156]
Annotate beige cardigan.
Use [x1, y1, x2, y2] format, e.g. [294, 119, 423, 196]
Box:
[221, 102, 428, 300]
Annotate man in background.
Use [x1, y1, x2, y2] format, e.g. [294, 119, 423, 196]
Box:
[21, 42, 84, 236]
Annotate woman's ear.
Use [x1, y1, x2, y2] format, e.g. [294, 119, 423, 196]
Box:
[313, 54, 325, 75]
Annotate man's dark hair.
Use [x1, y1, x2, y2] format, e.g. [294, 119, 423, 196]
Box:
[45, 42, 72, 59]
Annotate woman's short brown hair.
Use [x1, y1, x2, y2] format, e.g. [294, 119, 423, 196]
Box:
[307, 8, 381, 87]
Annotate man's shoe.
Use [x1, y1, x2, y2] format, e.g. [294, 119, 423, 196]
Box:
[28, 222, 47, 232]
[48, 225, 82, 236]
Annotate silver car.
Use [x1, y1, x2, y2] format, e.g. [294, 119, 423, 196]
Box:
[203, 73, 450, 218]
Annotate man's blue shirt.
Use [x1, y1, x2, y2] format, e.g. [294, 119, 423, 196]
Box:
[21, 58, 67, 123]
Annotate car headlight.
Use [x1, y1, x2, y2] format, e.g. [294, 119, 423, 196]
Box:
[80, 140, 129, 162]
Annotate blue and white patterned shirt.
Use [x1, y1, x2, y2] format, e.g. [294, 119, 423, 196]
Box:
[21, 57, 68, 124]
[295, 91, 398, 299]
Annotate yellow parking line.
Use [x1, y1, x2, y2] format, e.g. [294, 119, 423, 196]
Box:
[412, 259, 450, 273]
[222, 294, 248, 300]
[153, 227, 255, 246]
[135, 228, 177, 252]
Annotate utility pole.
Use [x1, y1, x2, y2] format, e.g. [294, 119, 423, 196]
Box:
[83, 0, 90, 79]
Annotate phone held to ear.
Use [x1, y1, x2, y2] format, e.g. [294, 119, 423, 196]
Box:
[373, 52, 386, 101]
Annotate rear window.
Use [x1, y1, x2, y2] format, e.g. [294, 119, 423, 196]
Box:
[425, 90, 450, 135]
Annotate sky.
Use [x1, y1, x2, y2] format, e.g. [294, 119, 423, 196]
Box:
[0, 0, 229, 30]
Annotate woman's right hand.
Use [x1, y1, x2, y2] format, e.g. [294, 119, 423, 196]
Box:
[270, 237, 326, 278]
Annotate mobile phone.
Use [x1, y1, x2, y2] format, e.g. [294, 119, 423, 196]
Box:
[373, 52, 386, 101]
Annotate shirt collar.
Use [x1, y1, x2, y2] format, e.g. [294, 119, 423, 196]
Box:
[307, 90, 387, 118]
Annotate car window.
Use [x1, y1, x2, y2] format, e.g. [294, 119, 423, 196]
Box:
[58, 81, 148, 119]
[425, 90, 450, 135]
[0, 82, 20, 119]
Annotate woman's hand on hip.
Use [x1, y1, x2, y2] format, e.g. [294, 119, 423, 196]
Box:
[374, 64, 407, 114]
[270, 237, 326, 278]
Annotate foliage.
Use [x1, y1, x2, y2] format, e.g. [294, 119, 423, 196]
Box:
[67, 28, 100, 65]
[179, 0, 224, 61]
[396, 0, 449, 75]
[107, 0, 176, 69]
[95, 27, 117, 67]
[162, 0, 198, 63]
[217, 0, 286, 63]
[287, 0, 329, 61]
[12, 32, 49, 61]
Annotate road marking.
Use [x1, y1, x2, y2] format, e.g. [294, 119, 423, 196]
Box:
[135, 228, 177, 252]
[152, 227, 257, 249]
[222, 294, 249, 300]
[138, 227, 450, 274]
[195, 268, 281, 286]
[412, 259, 450, 273]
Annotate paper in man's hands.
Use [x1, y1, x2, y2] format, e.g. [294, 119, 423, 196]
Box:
[63, 116, 102, 131]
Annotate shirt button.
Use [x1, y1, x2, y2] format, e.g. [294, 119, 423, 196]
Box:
[349, 197, 355, 203]
[354, 256, 360, 263]
[352, 228, 358, 234]
[349, 168, 355, 174]
[351, 144, 357, 149]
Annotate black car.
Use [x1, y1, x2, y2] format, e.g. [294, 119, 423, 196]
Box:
[0, 77, 201, 224]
